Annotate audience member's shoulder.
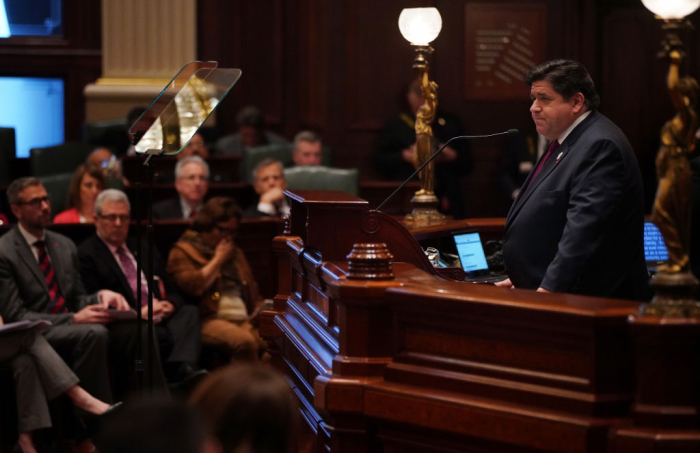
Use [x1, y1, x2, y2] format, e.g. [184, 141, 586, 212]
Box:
[215, 133, 242, 156]
[46, 229, 77, 248]
[152, 197, 180, 219]
[77, 232, 102, 253]
[267, 131, 289, 145]
[53, 208, 80, 224]
[0, 227, 18, 248]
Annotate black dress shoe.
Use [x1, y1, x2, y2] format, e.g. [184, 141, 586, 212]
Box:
[170, 366, 209, 397]
[103, 402, 123, 416]
[84, 402, 123, 434]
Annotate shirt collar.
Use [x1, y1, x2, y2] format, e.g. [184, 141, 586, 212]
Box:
[97, 231, 125, 255]
[18, 222, 45, 247]
[557, 110, 591, 145]
[179, 197, 202, 219]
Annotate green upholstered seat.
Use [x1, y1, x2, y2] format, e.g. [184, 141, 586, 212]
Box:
[30, 142, 96, 177]
[241, 143, 334, 183]
[39, 172, 74, 217]
[283, 165, 359, 196]
[82, 119, 128, 144]
[241, 143, 294, 183]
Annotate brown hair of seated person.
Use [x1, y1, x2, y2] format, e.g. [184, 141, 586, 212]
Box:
[190, 364, 296, 453]
[192, 196, 242, 234]
[54, 164, 106, 223]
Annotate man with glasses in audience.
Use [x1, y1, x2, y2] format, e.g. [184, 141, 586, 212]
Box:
[153, 155, 210, 220]
[0, 177, 168, 403]
[79, 189, 204, 387]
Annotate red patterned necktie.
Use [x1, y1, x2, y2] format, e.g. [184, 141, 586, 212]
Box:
[528, 140, 560, 186]
[34, 241, 67, 314]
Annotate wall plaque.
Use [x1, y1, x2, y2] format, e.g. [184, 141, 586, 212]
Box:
[465, 3, 547, 101]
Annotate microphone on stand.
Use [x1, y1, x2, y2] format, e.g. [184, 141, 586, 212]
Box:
[375, 129, 519, 212]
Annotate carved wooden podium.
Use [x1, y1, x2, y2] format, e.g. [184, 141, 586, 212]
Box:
[259, 190, 700, 453]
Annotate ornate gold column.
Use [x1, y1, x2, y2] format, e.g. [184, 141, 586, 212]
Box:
[398, 8, 445, 223]
[639, 0, 700, 316]
[84, 0, 197, 122]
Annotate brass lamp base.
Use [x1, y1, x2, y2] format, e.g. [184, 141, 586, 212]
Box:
[405, 191, 445, 223]
[640, 271, 700, 317]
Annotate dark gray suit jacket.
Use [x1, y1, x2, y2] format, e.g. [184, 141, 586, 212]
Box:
[503, 110, 650, 300]
[152, 197, 184, 220]
[0, 227, 98, 324]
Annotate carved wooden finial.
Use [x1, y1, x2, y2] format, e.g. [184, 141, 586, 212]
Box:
[346, 243, 394, 280]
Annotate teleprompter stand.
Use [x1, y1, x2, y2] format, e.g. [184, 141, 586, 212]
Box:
[128, 62, 242, 391]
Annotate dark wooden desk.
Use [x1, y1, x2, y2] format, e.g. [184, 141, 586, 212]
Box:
[404, 217, 505, 243]
[260, 190, 700, 453]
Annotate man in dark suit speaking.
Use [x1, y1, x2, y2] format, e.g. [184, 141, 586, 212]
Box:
[496, 60, 650, 300]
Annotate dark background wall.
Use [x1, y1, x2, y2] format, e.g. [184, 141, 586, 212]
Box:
[2, 0, 698, 217]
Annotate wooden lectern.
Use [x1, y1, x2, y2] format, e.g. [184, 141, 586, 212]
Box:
[259, 190, 700, 453]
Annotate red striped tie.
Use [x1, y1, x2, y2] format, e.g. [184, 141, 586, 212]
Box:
[34, 241, 67, 314]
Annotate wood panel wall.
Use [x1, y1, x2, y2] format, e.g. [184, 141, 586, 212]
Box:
[3, 0, 698, 217]
[197, 0, 700, 217]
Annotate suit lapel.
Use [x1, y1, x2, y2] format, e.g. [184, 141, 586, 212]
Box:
[505, 144, 560, 230]
[12, 228, 49, 293]
[505, 111, 601, 231]
[99, 237, 137, 306]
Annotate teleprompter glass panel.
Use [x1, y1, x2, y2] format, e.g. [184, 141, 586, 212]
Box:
[129, 61, 242, 156]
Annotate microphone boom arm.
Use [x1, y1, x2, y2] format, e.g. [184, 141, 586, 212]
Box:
[375, 129, 518, 213]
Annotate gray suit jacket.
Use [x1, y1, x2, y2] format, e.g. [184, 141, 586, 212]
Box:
[0, 227, 98, 325]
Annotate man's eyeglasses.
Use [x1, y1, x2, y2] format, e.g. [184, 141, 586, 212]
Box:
[180, 175, 209, 183]
[16, 195, 52, 209]
[98, 214, 131, 223]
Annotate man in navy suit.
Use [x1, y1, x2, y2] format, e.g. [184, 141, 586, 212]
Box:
[496, 60, 650, 300]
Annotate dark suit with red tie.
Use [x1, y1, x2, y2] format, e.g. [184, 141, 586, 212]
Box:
[0, 227, 113, 402]
[502, 110, 651, 300]
[0, 227, 168, 402]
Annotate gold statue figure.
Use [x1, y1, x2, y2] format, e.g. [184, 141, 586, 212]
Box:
[414, 71, 438, 195]
[651, 50, 698, 272]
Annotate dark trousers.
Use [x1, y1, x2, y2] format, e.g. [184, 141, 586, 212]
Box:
[159, 304, 201, 367]
[44, 319, 169, 402]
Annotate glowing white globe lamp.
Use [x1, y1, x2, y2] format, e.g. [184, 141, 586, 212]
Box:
[641, 0, 700, 19]
[398, 8, 442, 45]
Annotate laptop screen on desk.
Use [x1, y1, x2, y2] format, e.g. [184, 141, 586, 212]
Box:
[644, 221, 668, 269]
[454, 231, 489, 273]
